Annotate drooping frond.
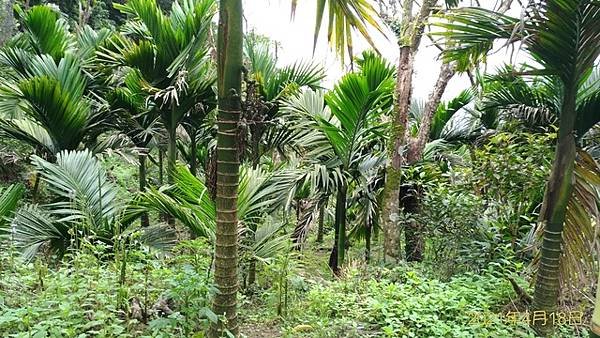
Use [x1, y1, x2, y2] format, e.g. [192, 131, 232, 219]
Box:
[310, 0, 386, 61]
[430, 8, 518, 71]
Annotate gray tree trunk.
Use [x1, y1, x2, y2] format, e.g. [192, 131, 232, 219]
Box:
[0, 0, 14, 46]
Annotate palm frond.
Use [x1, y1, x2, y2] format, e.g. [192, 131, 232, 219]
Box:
[20, 5, 74, 61]
[311, 0, 385, 61]
[0, 184, 25, 240]
[575, 88, 600, 137]
[430, 7, 518, 71]
[0, 119, 57, 154]
[11, 204, 69, 261]
[31, 150, 123, 230]
[247, 222, 291, 261]
[524, 1, 600, 87]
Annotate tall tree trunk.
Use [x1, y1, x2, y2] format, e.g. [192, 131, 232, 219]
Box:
[380, 0, 433, 262]
[381, 44, 413, 262]
[316, 201, 325, 243]
[531, 86, 577, 336]
[401, 63, 456, 262]
[210, 0, 243, 336]
[365, 218, 372, 263]
[329, 184, 347, 273]
[167, 111, 177, 185]
[407, 63, 456, 162]
[138, 154, 149, 227]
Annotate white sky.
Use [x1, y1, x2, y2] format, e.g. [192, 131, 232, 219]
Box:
[243, 0, 525, 100]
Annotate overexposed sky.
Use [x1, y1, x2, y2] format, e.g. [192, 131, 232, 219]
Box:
[243, 0, 524, 100]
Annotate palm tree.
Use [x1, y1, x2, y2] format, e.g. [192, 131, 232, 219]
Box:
[471, 66, 600, 296]
[241, 33, 325, 168]
[287, 51, 395, 272]
[212, 0, 243, 334]
[207, 1, 386, 334]
[0, 5, 112, 158]
[100, 0, 217, 187]
[432, 1, 600, 334]
[9, 150, 174, 261]
[107, 69, 163, 226]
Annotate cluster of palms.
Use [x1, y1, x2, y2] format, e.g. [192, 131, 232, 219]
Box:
[0, 0, 599, 337]
[0, 0, 396, 336]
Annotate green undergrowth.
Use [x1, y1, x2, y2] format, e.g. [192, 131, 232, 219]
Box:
[0, 238, 589, 338]
[279, 265, 586, 338]
[0, 239, 216, 337]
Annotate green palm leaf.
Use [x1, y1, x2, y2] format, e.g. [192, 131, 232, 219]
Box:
[309, 0, 385, 61]
[0, 184, 25, 241]
[19, 5, 74, 61]
[11, 150, 171, 260]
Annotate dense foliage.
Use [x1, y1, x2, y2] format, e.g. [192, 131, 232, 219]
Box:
[0, 0, 598, 337]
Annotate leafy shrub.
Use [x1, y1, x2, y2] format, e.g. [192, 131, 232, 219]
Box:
[418, 132, 554, 277]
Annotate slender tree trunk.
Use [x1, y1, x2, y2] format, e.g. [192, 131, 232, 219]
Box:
[158, 149, 164, 185]
[531, 86, 577, 336]
[167, 113, 177, 184]
[31, 172, 41, 203]
[246, 144, 261, 286]
[329, 185, 347, 273]
[138, 154, 149, 227]
[316, 201, 325, 243]
[400, 63, 456, 262]
[407, 63, 456, 162]
[210, 0, 243, 336]
[247, 252, 256, 287]
[190, 129, 198, 176]
[365, 219, 372, 263]
[166, 121, 177, 226]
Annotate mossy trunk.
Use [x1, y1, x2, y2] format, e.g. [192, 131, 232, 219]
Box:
[531, 86, 577, 336]
[138, 154, 149, 227]
[0, 0, 14, 46]
[381, 45, 413, 262]
[210, 0, 243, 336]
[380, 0, 435, 264]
